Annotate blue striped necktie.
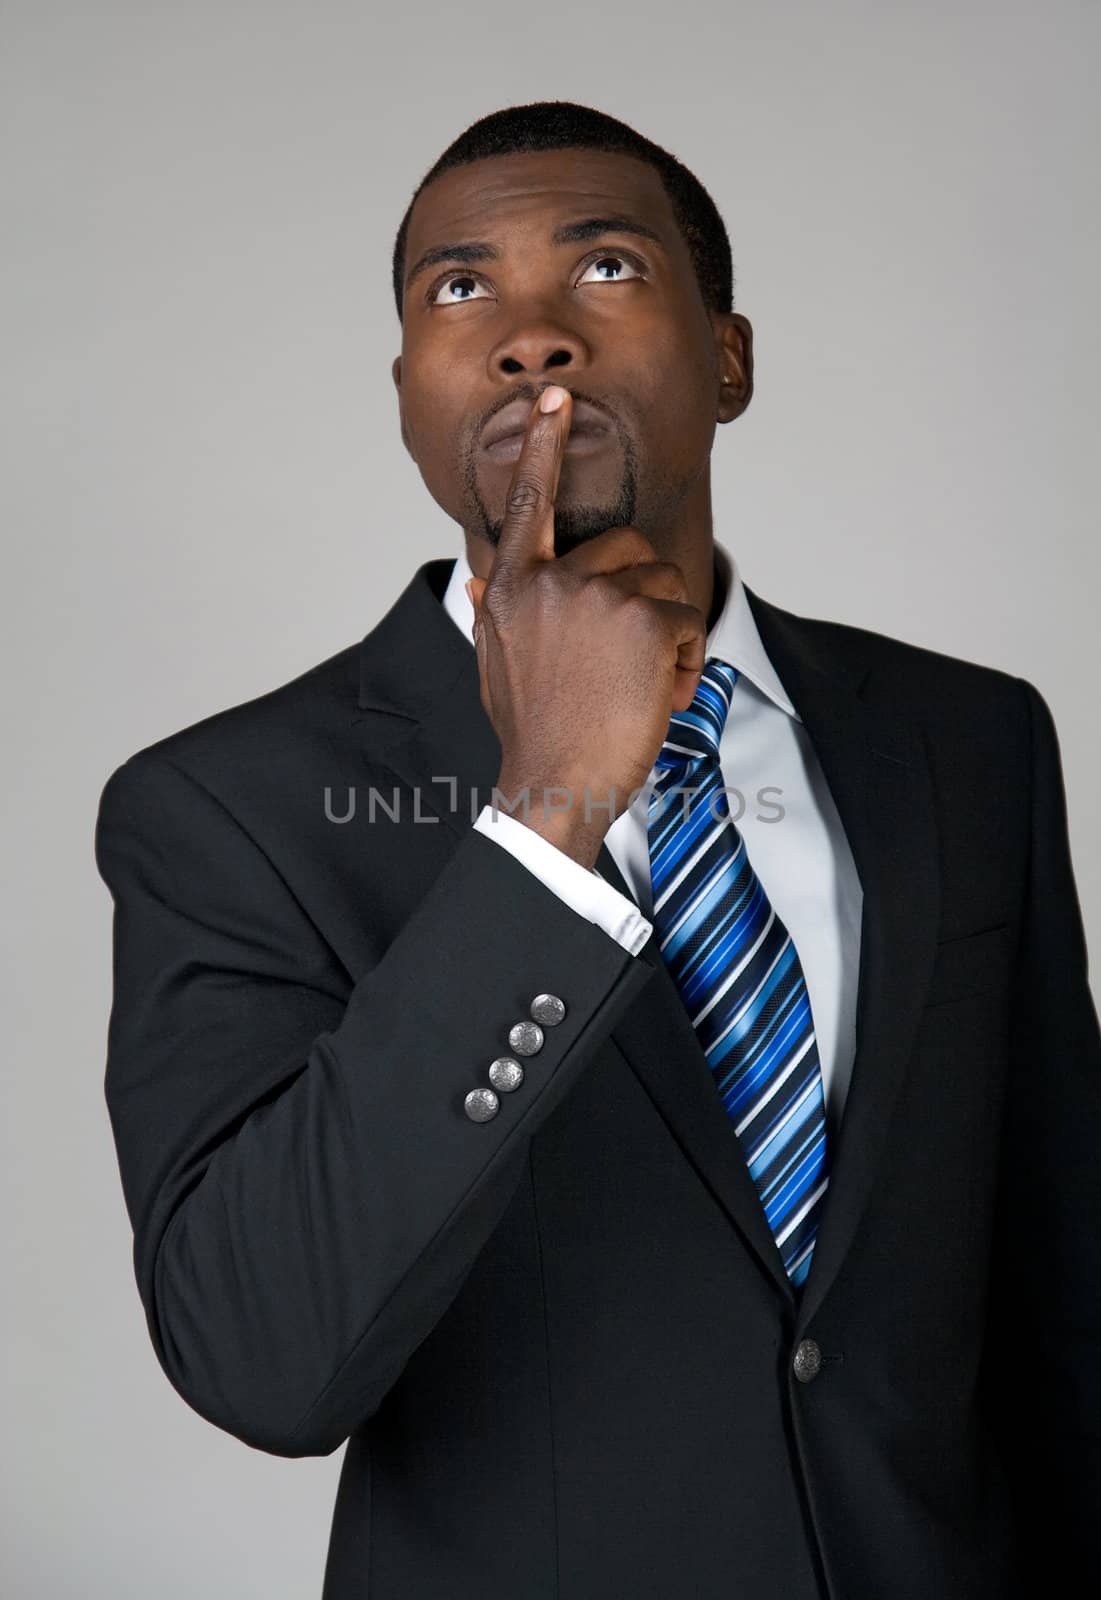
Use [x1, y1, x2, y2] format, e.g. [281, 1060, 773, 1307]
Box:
[646, 657, 830, 1289]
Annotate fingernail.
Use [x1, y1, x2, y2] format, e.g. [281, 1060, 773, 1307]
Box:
[539, 386, 566, 413]
[464, 578, 474, 603]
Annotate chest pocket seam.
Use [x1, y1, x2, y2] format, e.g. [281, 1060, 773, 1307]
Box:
[923, 922, 1011, 1009]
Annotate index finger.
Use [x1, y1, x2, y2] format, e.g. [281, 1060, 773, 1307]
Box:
[492, 385, 573, 578]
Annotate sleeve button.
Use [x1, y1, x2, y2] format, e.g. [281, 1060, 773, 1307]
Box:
[488, 1057, 524, 1092]
[508, 1020, 544, 1056]
[464, 1087, 500, 1122]
[530, 993, 566, 1026]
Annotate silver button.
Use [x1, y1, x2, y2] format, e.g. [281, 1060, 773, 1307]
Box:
[488, 1056, 524, 1093]
[530, 993, 566, 1027]
[508, 1020, 544, 1056]
[792, 1338, 822, 1383]
[464, 1087, 499, 1123]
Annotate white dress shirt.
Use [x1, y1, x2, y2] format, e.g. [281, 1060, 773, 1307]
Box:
[443, 540, 863, 1126]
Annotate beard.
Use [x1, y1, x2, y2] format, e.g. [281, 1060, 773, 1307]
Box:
[488, 470, 638, 557]
[463, 427, 641, 558]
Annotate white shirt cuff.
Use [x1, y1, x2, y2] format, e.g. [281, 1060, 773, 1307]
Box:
[472, 805, 652, 957]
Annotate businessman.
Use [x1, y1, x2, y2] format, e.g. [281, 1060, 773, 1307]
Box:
[95, 101, 1101, 1597]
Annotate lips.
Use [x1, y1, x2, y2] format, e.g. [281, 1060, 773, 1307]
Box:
[478, 394, 612, 457]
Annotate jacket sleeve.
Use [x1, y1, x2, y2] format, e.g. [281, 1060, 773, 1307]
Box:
[95, 751, 655, 1458]
[473, 803, 653, 955]
[983, 678, 1101, 1584]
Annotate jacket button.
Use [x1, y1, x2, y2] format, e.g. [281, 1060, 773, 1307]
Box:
[464, 1087, 499, 1122]
[792, 1339, 822, 1383]
[488, 1056, 524, 1093]
[508, 1020, 544, 1056]
[530, 993, 566, 1026]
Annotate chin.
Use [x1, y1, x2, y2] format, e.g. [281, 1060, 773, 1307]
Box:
[485, 493, 638, 556]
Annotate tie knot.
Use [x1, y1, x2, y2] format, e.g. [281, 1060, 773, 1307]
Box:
[655, 657, 739, 774]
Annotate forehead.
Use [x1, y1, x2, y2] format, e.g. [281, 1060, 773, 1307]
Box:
[405, 148, 684, 260]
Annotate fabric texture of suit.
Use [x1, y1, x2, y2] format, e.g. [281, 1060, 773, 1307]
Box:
[94, 557, 1101, 1598]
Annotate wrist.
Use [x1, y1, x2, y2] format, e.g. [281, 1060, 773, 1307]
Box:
[518, 811, 606, 871]
[492, 768, 610, 870]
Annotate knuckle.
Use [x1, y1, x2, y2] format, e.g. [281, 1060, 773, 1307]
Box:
[623, 592, 664, 635]
[536, 568, 575, 621]
[529, 563, 561, 603]
[481, 583, 508, 624]
[653, 560, 688, 599]
[587, 573, 620, 610]
[505, 478, 545, 516]
[614, 527, 656, 564]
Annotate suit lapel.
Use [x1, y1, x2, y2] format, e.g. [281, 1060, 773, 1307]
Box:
[742, 585, 941, 1328]
[355, 559, 941, 1325]
[353, 558, 636, 894]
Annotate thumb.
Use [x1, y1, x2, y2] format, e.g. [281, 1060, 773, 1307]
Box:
[465, 576, 487, 642]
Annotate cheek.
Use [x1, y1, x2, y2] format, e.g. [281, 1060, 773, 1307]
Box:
[630, 321, 717, 464]
[401, 385, 469, 509]
[414, 441, 467, 521]
[638, 376, 716, 476]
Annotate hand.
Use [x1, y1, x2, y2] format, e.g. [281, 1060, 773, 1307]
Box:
[466, 385, 707, 870]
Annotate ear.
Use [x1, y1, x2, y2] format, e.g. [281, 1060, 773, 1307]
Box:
[715, 313, 754, 423]
[392, 355, 412, 455]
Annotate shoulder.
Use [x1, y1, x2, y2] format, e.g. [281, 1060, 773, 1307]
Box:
[774, 599, 1037, 742]
[97, 638, 362, 817]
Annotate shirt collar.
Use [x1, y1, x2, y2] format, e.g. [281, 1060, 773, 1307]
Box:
[441, 536, 799, 722]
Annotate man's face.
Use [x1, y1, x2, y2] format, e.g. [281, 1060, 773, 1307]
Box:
[392, 148, 751, 557]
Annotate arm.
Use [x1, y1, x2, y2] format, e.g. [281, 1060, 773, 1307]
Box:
[473, 803, 652, 955]
[983, 678, 1101, 1583]
[95, 751, 654, 1458]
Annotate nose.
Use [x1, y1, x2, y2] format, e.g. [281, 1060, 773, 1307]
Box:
[487, 317, 591, 382]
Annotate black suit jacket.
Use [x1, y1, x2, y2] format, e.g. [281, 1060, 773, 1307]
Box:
[95, 558, 1101, 1597]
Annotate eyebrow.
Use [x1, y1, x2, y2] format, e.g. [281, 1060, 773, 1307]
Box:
[404, 215, 666, 294]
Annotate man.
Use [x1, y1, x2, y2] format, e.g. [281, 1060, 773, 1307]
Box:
[95, 101, 1100, 1597]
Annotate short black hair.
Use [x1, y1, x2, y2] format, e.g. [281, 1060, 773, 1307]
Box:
[392, 100, 733, 323]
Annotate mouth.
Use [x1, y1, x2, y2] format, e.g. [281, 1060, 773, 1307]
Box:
[479, 426, 612, 465]
[477, 394, 615, 465]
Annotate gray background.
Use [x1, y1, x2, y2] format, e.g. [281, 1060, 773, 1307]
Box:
[3, 2, 1098, 1594]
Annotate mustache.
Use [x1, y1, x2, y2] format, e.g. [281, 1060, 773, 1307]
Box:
[473, 383, 622, 441]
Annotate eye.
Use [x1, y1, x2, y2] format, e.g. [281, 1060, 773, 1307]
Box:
[429, 273, 492, 306]
[576, 253, 643, 285]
